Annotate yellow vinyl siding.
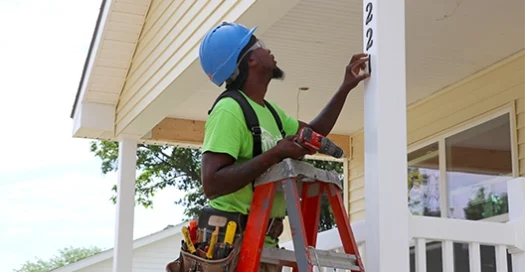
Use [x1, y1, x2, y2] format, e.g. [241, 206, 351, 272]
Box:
[347, 51, 525, 220]
[517, 97, 525, 175]
[115, 0, 255, 134]
[348, 130, 365, 222]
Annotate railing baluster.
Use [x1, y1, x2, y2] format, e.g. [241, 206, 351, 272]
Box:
[443, 240, 454, 272]
[495, 245, 508, 272]
[358, 243, 366, 269]
[415, 238, 427, 272]
[468, 242, 481, 272]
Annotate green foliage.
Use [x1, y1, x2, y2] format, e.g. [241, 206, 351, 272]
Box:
[90, 141, 344, 232]
[304, 158, 344, 232]
[464, 187, 509, 220]
[407, 167, 441, 217]
[14, 246, 101, 272]
[90, 141, 206, 217]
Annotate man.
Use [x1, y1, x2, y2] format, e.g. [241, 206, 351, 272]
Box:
[198, 22, 369, 271]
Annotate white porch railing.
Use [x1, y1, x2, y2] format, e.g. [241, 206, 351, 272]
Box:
[280, 178, 525, 272]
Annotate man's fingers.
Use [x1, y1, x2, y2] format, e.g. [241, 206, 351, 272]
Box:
[350, 53, 369, 63]
[348, 59, 368, 72]
[357, 73, 371, 81]
[352, 58, 369, 66]
[349, 59, 369, 76]
[350, 53, 368, 60]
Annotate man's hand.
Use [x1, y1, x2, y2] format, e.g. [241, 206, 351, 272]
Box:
[302, 53, 370, 137]
[341, 53, 370, 91]
[271, 135, 316, 161]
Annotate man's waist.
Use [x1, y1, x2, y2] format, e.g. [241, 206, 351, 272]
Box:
[197, 206, 284, 241]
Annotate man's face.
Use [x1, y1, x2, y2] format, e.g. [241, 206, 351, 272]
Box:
[248, 40, 285, 80]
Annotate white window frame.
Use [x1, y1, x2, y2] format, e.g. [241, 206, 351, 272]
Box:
[407, 102, 519, 222]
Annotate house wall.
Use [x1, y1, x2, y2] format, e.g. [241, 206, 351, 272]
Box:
[77, 235, 181, 272]
[347, 50, 525, 222]
[114, 0, 257, 134]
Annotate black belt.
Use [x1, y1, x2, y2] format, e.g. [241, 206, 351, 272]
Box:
[197, 206, 284, 241]
[197, 206, 248, 236]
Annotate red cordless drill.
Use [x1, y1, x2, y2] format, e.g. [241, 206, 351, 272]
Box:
[295, 127, 345, 158]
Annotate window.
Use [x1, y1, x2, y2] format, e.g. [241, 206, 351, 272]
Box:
[407, 111, 515, 221]
[445, 113, 513, 220]
[407, 110, 516, 272]
[407, 143, 441, 217]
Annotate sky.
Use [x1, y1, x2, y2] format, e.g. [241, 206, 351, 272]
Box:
[0, 1, 186, 271]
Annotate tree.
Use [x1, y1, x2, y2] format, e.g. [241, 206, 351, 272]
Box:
[407, 167, 441, 217]
[464, 187, 508, 220]
[304, 158, 344, 231]
[14, 246, 101, 272]
[90, 141, 344, 232]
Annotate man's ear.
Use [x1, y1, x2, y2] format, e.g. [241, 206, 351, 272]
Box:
[246, 52, 258, 68]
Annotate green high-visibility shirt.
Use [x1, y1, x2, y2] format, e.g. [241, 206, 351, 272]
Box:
[202, 91, 299, 247]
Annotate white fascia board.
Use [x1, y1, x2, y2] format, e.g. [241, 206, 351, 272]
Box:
[72, 101, 115, 139]
[71, 0, 113, 119]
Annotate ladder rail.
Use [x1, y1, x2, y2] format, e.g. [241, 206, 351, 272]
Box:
[282, 178, 314, 272]
[236, 182, 277, 271]
[235, 159, 365, 272]
[325, 183, 366, 272]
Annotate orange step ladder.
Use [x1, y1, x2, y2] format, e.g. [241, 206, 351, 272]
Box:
[235, 158, 366, 272]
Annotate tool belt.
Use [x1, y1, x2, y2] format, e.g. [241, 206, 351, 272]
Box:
[198, 206, 284, 241]
[198, 207, 248, 241]
[165, 206, 285, 272]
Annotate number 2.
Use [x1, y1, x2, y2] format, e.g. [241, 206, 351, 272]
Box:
[365, 2, 374, 51]
[365, 3, 373, 25]
[366, 29, 373, 51]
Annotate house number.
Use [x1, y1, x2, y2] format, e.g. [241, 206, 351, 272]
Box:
[365, 2, 374, 51]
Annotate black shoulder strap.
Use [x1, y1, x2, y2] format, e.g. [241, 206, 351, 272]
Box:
[264, 101, 286, 139]
[208, 89, 288, 193]
[208, 89, 286, 158]
[209, 89, 262, 157]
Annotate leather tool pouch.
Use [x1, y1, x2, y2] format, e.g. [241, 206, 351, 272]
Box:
[165, 207, 284, 271]
[180, 245, 239, 272]
[165, 239, 242, 272]
[165, 257, 182, 272]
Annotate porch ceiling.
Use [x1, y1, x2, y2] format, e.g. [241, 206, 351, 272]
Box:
[167, 0, 525, 135]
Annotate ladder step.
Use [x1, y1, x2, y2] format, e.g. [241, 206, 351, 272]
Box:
[261, 247, 362, 271]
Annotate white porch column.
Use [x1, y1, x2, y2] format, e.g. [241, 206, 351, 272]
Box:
[362, 0, 410, 271]
[343, 157, 350, 215]
[507, 178, 525, 271]
[112, 137, 138, 272]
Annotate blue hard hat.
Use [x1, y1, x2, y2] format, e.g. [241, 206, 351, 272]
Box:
[199, 22, 257, 86]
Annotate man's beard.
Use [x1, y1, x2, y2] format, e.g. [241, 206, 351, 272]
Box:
[271, 66, 285, 80]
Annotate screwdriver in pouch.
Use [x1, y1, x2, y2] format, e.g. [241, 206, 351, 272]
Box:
[182, 226, 197, 254]
[223, 221, 237, 256]
[215, 221, 237, 259]
[224, 221, 236, 245]
[206, 226, 219, 259]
